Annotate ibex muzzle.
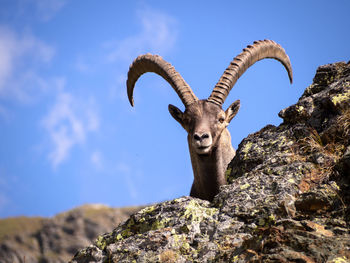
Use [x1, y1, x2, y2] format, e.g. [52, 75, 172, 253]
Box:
[127, 40, 293, 201]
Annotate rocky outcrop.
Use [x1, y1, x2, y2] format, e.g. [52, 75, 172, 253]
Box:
[0, 204, 143, 263]
[71, 61, 350, 263]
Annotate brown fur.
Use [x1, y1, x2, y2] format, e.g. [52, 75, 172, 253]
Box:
[169, 100, 239, 201]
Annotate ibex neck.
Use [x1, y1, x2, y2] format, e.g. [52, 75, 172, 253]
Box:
[189, 129, 235, 201]
[196, 147, 226, 182]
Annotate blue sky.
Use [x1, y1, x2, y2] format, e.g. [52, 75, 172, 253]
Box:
[0, 0, 349, 218]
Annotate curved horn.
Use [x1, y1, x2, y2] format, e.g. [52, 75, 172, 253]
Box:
[208, 40, 293, 106]
[127, 54, 198, 107]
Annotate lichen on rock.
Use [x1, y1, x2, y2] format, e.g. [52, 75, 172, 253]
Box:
[71, 61, 350, 263]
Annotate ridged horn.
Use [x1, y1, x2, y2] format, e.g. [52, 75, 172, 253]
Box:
[208, 40, 293, 106]
[127, 54, 198, 107]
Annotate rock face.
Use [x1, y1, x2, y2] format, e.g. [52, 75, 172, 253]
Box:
[71, 61, 350, 263]
[0, 204, 143, 263]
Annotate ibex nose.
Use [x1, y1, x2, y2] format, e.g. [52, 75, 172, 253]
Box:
[193, 133, 209, 142]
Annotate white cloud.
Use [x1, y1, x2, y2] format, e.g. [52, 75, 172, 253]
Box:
[116, 162, 138, 200]
[106, 8, 178, 63]
[75, 57, 91, 73]
[17, 0, 66, 22]
[0, 104, 11, 120]
[91, 151, 103, 169]
[105, 8, 178, 105]
[42, 91, 99, 168]
[0, 26, 55, 102]
[34, 0, 66, 21]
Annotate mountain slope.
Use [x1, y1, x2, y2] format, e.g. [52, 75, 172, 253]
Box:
[0, 204, 143, 263]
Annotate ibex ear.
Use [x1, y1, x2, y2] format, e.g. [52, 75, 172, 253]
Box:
[225, 100, 240, 123]
[168, 104, 184, 125]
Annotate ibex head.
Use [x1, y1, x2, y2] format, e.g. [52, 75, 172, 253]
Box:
[127, 40, 293, 200]
[168, 99, 240, 155]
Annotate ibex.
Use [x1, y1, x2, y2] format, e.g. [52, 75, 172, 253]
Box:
[127, 40, 293, 201]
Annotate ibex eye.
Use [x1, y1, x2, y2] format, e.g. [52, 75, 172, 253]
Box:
[219, 118, 225, 123]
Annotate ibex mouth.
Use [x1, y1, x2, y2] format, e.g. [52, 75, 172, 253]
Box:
[198, 145, 210, 149]
[196, 145, 211, 154]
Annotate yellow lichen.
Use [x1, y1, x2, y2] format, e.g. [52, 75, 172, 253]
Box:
[288, 178, 295, 184]
[331, 90, 350, 107]
[268, 214, 276, 225]
[257, 214, 276, 227]
[295, 105, 304, 113]
[172, 234, 192, 254]
[242, 141, 253, 160]
[151, 219, 165, 230]
[232, 255, 240, 262]
[96, 235, 107, 250]
[181, 200, 218, 222]
[140, 205, 156, 214]
[329, 256, 349, 263]
[258, 218, 265, 226]
[240, 183, 250, 190]
[121, 228, 132, 238]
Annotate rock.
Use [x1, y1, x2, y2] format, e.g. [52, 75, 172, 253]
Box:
[0, 204, 143, 263]
[70, 61, 350, 262]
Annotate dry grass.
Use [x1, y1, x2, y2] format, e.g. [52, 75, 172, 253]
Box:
[295, 109, 350, 193]
[296, 130, 338, 193]
[159, 250, 178, 263]
[298, 109, 350, 158]
[0, 216, 43, 242]
[298, 164, 336, 193]
[298, 128, 324, 156]
[335, 108, 350, 139]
